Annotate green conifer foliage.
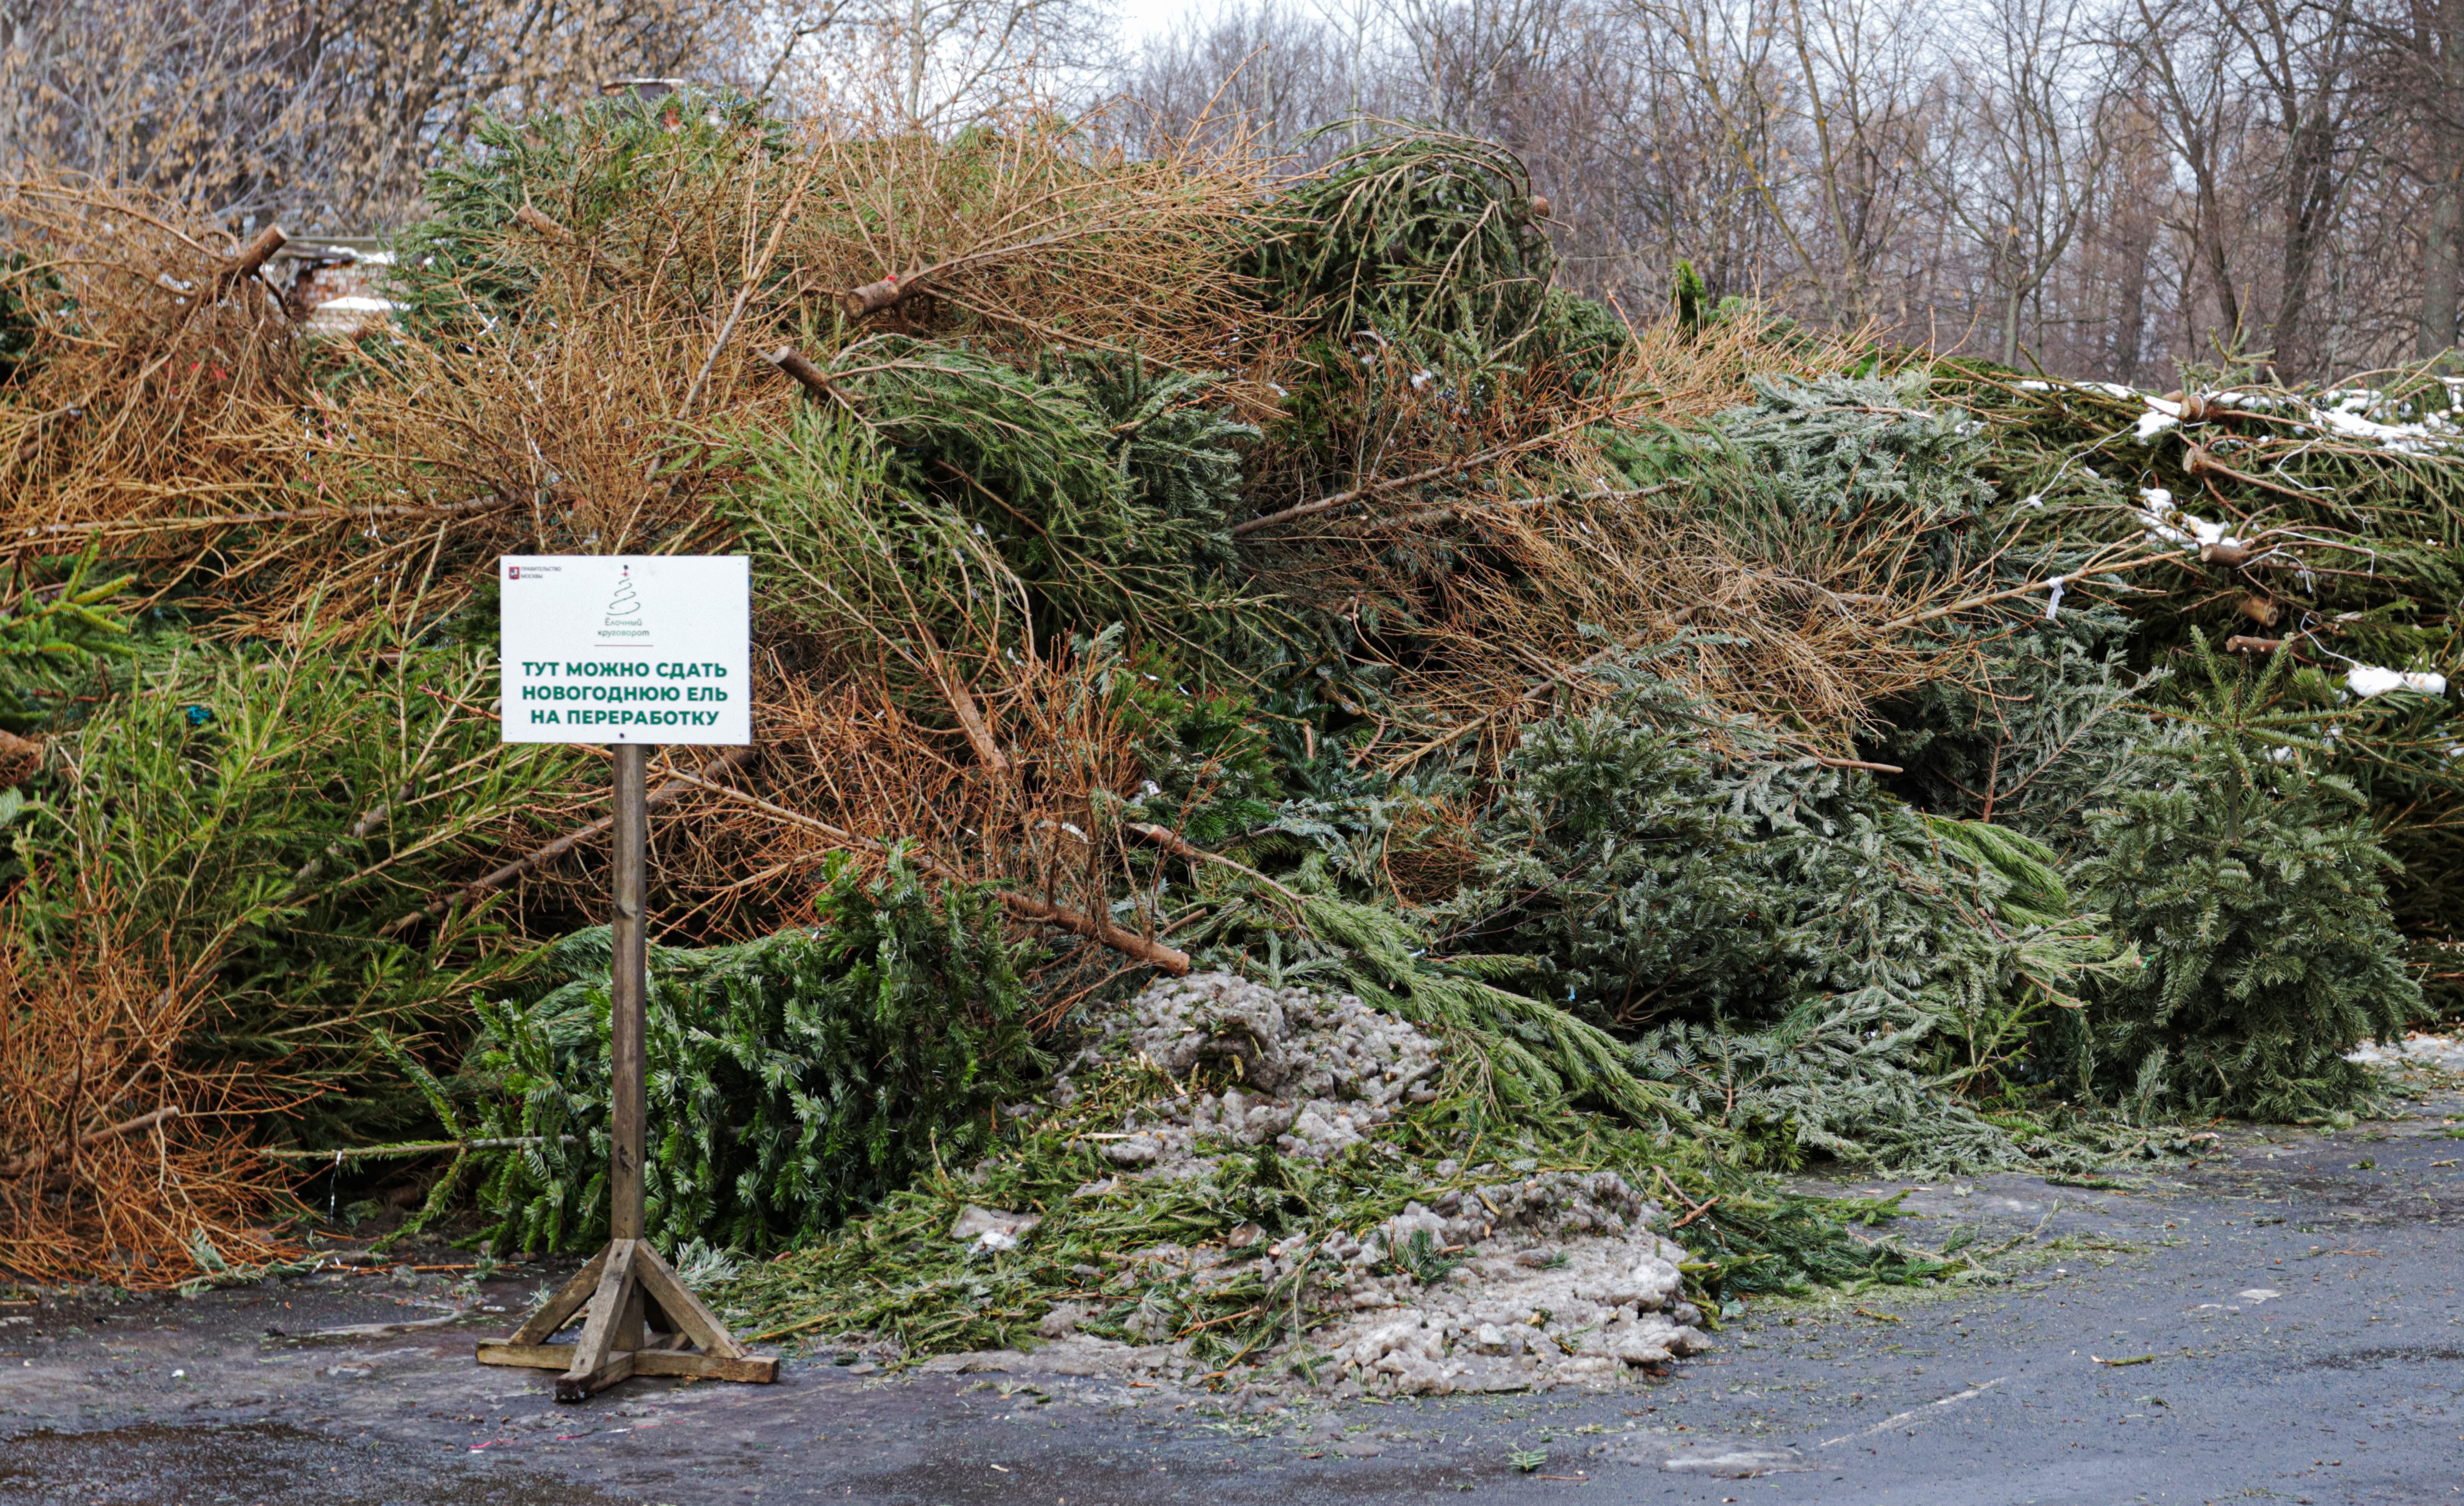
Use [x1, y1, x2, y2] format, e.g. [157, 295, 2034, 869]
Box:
[1055, 348, 1256, 580]
[1237, 131, 1632, 451]
[732, 339, 1262, 665]
[1244, 131, 1557, 355]
[10, 629, 583, 1139]
[1455, 661, 2121, 1171]
[467, 853, 1040, 1254]
[1710, 373, 1998, 531]
[2065, 638, 2421, 1122]
[1875, 626, 2169, 857]
[389, 87, 788, 335]
[1940, 368, 2464, 1008]
[0, 251, 66, 387]
[0, 552, 135, 731]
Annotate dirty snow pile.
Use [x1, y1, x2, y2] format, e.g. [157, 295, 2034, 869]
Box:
[1053, 971, 1445, 1176]
[977, 973, 1717, 1397]
[1296, 1189, 1713, 1395]
[2347, 1030, 2464, 1075]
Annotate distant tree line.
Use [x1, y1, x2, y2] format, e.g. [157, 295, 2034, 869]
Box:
[3, 0, 2455, 380]
[1126, 0, 2464, 381]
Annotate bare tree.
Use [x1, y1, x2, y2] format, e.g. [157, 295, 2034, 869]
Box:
[9, 0, 2444, 378]
[1103, 0, 2446, 380]
[1124, 0, 1357, 153]
[1646, 0, 1943, 327]
[2359, 0, 2463, 356]
[2084, 98, 2172, 381]
[1381, 0, 1574, 138]
[2230, 0, 2369, 374]
[866, 0, 1099, 126]
[1927, 0, 2114, 365]
[0, 0, 747, 227]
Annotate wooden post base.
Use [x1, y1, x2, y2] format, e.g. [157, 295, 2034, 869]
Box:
[475, 1238, 778, 1400]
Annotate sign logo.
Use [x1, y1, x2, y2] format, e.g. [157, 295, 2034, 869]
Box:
[605, 569, 642, 621]
[598, 566, 650, 642]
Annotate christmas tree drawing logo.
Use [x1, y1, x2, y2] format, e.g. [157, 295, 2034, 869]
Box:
[604, 567, 645, 625]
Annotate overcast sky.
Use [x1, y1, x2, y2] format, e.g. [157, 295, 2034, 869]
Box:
[1110, 0, 1205, 43]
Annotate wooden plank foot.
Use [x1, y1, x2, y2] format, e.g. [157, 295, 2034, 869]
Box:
[474, 1237, 777, 1400]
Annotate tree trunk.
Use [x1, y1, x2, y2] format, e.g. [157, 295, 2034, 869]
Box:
[2422, 168, 2461, 359]
[2112, 211, 2156, 383]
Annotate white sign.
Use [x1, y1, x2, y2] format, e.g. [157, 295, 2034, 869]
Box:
[498, 555, 750, 745]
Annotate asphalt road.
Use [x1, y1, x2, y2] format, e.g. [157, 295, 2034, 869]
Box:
[3, 1087, 2458, 1506]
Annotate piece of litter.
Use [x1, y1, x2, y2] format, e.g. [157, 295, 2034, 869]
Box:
[950, 1206, 1041, 1251]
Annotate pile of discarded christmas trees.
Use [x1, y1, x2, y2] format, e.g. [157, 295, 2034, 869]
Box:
[1, 93, 2457, 1330]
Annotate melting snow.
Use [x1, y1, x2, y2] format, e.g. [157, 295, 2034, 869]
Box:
[2136, 487, 2236, 552]
[2344, 665, 2447, 699]
[2017, 379, 2462, 457]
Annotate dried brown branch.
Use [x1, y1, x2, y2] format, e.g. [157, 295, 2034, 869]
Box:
[0, 912, 298, 1288]
[994, 892, 1190, 974]
[762, 346, 840, 403]
[379, 747, 762, 937]
[1872, 548, 2152, 633]
[655, 764, 1188, 974]
[842, 231, 1082, 317]
[932, 655, 1012, 775]
[0, 1104, 182, 1181]
[1232, 416, 1635, 538]
[16, 496, 516, 542]
[1124, 821, 1300, 900]
[216, 225, 287, 288]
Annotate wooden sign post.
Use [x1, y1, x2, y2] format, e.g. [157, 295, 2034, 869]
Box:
[474, 555, 776, 1400]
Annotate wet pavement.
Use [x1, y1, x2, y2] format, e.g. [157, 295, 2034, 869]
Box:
[3, 1088, 2459, 1506]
